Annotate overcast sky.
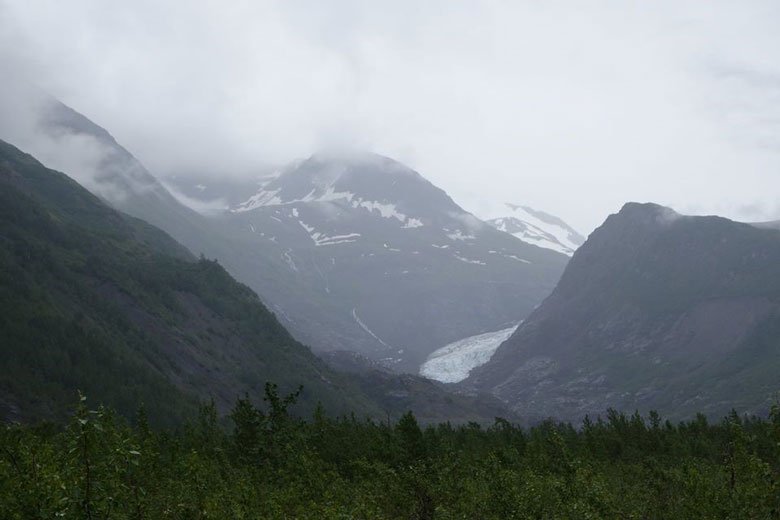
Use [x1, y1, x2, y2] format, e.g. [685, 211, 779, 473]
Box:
[2, 0, 779, 232]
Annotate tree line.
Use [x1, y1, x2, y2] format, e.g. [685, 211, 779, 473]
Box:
[1, 385, 779, 519]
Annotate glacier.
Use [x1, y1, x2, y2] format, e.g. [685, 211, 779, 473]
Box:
[419, 324, 519, 383]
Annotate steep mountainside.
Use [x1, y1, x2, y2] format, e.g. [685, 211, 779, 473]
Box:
[467, 203, 780, 422]
[0, 139, 514, 426]
[0, 139, 382, 425]
[17, 98, 569, 374]
[37, 99, 228, 257]
[486, 204, 585, 256]
[210, 154, 568, 371]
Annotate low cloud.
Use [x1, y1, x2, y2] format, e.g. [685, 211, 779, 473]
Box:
[1, 0, 779, 231]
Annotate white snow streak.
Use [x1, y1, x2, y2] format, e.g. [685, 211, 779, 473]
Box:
[233, 185, 424, 228]
[298, 220, 360, 246]
[454, 254, 486, 265]
[352, 308, 393, 350]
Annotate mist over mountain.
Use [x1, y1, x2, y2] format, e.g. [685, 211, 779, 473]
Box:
[467, 202, 780, 422]
[174, 150, 569, 372]
[1, 136, 522, 425]
[0, 138, 375, 424]
[0, 92, 568, 375]
[4, 3, 780, 514]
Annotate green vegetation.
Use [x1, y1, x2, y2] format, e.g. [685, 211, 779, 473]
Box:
[0, 139, 379, 426]
[2, 391, 779, 519]
[0, 139, 526, 427]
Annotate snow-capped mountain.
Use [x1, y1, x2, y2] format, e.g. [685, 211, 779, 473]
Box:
[486, 204, 585, 256]
[419, 324, 519, 383]
[211, 153, 569, 371]
[4, 88, 569, 374]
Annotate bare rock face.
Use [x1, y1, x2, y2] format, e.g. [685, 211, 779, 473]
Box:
[467, 202, 780, 423]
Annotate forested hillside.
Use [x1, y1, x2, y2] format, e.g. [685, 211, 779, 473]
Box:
[0, 139, 514, 427]
[0, 139, 380, 425]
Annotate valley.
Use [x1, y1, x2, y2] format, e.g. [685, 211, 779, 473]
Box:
[2, 3, 780, 515]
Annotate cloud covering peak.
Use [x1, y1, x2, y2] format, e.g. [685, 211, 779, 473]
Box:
[1, 0, 780, 231]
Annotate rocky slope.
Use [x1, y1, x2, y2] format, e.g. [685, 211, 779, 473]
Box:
[467, 202, 780, 422]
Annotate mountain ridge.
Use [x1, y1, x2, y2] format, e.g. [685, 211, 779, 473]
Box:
[3, 92, 568, 374]
[210, 152, 569, 371]
[466, 201, 780, 422]
[0, 137, 518, 425]
[0, 138, 379, 424]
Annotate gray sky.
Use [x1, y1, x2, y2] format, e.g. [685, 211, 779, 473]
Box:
[2, 0, 780, 233]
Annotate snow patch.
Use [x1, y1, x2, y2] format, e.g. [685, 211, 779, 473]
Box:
[504, 254, 531, 264]
[447, 230, 476, 241]
[233, 184, 423, 228]
[488, 205, 584, 256]
[232, 188, 282, 212]
[281, 249, 298, 272]
[298, 220, 360, 246]
[454, 254, 486, 265]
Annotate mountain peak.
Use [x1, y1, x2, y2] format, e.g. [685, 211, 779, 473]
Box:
[232, 152, 457, 222]
[308, 150, 402, 166]
[220, 154, 569, 371]
[616, 202, 681, 223]
[300, 151, 427, 186]
[469, 202, 780, 422]
[486, 204, 584, 256]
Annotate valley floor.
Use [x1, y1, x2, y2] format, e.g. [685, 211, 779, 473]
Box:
[2, 393, 779, 519]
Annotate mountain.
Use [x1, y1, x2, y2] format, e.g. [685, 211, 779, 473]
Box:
[0, 138, 518, 426]
[0, 138, 385, 425]
[9, 96, 570, 375]
[486, 204, 585, 256]
[37, 99, 229, 258]
[466, 202, 780, 422]
[207, 153, 569, 371]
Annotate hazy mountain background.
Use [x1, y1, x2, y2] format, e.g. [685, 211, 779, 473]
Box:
[0, 137, 521, 425]
[4, 2, 780, 232]
[0, 91, 568, 375]
[1, 1, 780, 428]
